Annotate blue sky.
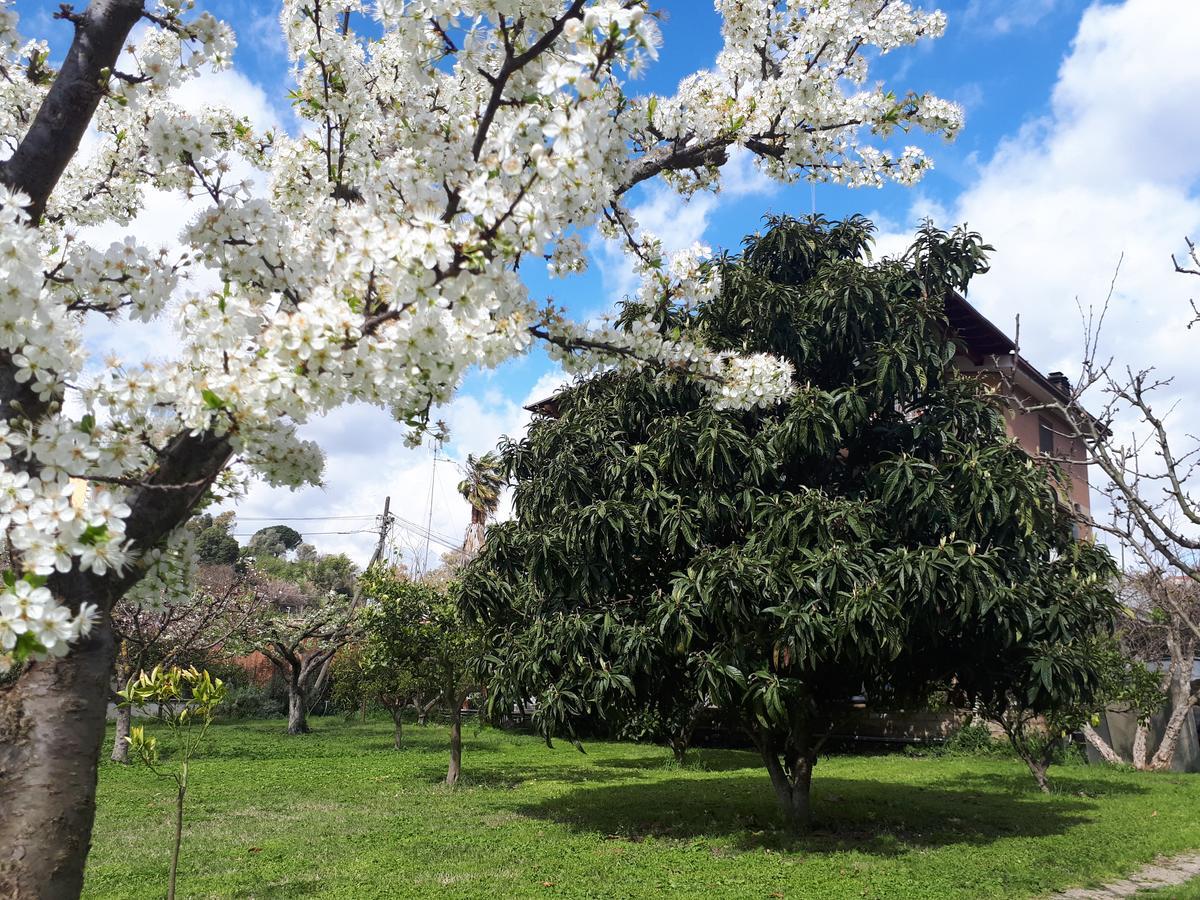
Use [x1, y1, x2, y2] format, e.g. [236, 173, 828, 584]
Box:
[13, 1, 1200, 566]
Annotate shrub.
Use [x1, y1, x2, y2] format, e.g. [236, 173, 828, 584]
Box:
[219, 684, 285, 720]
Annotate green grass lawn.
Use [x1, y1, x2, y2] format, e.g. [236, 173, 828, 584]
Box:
[84, 717, 1200, 899]
[1138, 882, 1200, 898]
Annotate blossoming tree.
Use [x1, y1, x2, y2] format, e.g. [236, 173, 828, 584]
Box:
[0, 0, 961, 892]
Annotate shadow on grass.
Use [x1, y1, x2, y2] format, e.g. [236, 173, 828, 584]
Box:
[946, 769, 1151, 798]
[592, 748, 761, 773]
[513, 771, 1105, 854]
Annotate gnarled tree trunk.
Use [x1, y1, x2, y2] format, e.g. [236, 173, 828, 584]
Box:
[1019, 752, 1052, 794]
[1148, 691, 1198, 771]
[0, 614, 116, 898]
[1081, 722, 1124, 766]
[287, 682, 310, 736]
[1132, 721, 1150, 770]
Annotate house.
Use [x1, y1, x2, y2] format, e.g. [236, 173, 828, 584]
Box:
[945, 291, 1092, 531]
[528, 291, 1093, 527]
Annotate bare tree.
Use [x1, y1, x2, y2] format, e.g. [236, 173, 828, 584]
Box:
[243, 587, 356, 735]
[1090, 570, 1200, 770]
[108, 564, 265, 763]
[989, 247, 1200, 771]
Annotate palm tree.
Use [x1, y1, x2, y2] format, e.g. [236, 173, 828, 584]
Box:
[457, 453, 504, 555]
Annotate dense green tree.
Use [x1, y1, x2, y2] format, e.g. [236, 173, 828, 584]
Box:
[361, 570, 484, 784]
[194, 526, 240, 566]
[252, 549, 358, 599]
[460, 215, 1118, 827]
[249, 525, 304, 559]
[188, 511, 240, 565]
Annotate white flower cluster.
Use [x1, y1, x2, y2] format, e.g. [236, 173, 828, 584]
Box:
[709, 352, 797, 411]
[0, 0, 957, 666]
[0, 576, 98, 672]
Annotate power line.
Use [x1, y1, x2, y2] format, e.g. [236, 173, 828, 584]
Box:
[234, 515, 375, 521]
[229, 529, 377, 537]
[392, 520, 460, 552]
[392, 513, 460, 548]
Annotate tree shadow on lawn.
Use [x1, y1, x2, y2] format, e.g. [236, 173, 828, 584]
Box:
[945, 769, 1150, 798]
[591, 748, 761, 773]
[513, 772, 1111, 855]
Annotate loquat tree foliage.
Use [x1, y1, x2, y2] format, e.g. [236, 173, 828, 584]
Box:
[460, 215, 1118, 828]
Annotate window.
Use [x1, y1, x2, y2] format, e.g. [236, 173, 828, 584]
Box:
[1038, 418, 1055, 455]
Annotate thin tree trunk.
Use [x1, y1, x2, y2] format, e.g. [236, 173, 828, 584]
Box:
[392, 707, 404, 750]
[670, 736, 689, 764]
[1001, 716, 1054, 793]
[1020, 753, 1052, 793]
[416, 695, 436, 726]
[0, 614, 116, 898]
[168, 767, 187, 900]
[111, 701, 132, 765]
[287, 681, 310, 735]
[110, 654, 136, 764]
[446, 706, 462, 786]
[1081, 722, 1124, 766]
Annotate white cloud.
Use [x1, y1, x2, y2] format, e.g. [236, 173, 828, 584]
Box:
[228, 367, 570, 570]
[946, 0, 1200, 379]
[886, 0, 1200, 544]
[964, 0, 1061, 35]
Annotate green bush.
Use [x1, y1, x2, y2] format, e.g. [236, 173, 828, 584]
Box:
[219, 683, 285, 720]
[904, 721, 1009, 759]
[944, 722, 1006, 755]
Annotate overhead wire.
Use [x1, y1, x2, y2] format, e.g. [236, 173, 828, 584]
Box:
[228, 528, 377, 537]
[234, 515, 375, 521]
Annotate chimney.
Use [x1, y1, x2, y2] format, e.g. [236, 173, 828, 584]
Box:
[1047, 371, 1071, 396]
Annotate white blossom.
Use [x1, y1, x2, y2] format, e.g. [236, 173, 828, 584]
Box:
[0, 0, 959, 665]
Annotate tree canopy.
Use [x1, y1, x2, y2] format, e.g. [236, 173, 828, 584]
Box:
[361, 570, 485, 784]
[461, 215, 1118, 827]
[248, 525, 304, 559]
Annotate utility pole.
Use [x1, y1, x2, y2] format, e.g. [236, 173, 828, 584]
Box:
[350, 495, 391, 611]
[369, 495, 392, 571]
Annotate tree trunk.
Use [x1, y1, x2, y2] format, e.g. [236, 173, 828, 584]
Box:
[1020, 753, 1052, 794]
[111, 701, 132, 765]
[415, 694, 436, 727]
[756, 731, 815, 830]
[392, 707, 404, 750]
[1148, 698, 1196, 771]
[446, 707, 462, 786]
[1133, 721, 1150, 770]
[1081, 722, 1124, 766]
[110, 656, 135, 764]
[761, 747, 813, 828]
[670, 736, 689, 765]
[168, 767, 187, 900]
[287, 683, 310, 735]
[0, 615, 116, 898]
